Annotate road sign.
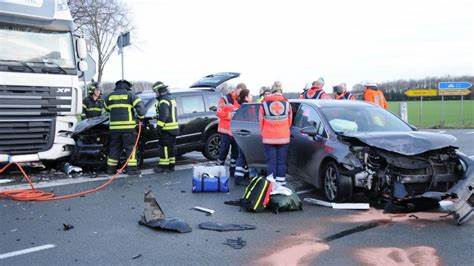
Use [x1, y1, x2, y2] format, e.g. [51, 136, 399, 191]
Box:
[438, 89, 471, 96]
[404, 89, 438, 97]
[438, 82, 472, 90]
[117, 32, 131, 48]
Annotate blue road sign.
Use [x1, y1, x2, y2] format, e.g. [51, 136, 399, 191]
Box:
[438, 82, 472, 90]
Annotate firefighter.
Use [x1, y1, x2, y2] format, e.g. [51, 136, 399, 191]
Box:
[82, 81, 105, 119]
[363, 82, 388, 109]
[104, 80, 145, 176]
[256, 86, 271, 103]
[300, 77, 331, 99]
[259, 82, 292, 186]
[152, 81, 179, 174]
[216, 84, 243, 178]
[334, 83, 355, 100]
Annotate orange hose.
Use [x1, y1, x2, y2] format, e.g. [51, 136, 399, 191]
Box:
[0, 123, 142, 201]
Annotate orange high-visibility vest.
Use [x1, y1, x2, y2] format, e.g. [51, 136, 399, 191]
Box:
[363, 89, 388, 109]
[302, 87, 328, 99]
[259, 94, 292, 145]
[216, 92, 240, 135]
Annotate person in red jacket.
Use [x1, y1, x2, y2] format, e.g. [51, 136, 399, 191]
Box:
[216, 83, 244, 177]
[300, 77, 331, 99]
[259, 82, 292, 185]
[334, 83, 355, 100]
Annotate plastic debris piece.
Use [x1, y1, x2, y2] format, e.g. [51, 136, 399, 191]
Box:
[63, 224, 74, 231]
[303, 198, 369, 210]
[223, 237, 246, 249]
[198, 222, 256, 232]
[139, 190, 192, 233]
[193, 206, 215, 215]
[132, 254, 142, 260]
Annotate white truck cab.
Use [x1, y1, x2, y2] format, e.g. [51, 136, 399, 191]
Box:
[0, 0, 88, 165]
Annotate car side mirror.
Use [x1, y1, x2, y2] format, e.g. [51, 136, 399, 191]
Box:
[209, 106, 217, 112]
[301, 126, 318, 137]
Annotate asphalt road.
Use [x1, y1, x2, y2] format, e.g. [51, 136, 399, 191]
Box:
[1, 129, 473, 265]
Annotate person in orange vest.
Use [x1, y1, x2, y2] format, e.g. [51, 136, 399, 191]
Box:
[216, 83, 244, 177]
[259, 81, 293, 186]
[300, 77, 331, 99]
[334, 83, 355, 100]
[363, 83, 388, 109]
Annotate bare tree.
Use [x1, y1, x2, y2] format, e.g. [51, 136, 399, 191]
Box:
[68, 0, 132, 82]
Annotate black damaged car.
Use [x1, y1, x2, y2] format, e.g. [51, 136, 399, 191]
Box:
[231, 100, 473, 223]
[71, 72, 240, 169]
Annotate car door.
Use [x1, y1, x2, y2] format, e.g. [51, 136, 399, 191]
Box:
[289, 103, 328, 184]
[231, 103, 266, 168]
[190, 72, 240, 88]
[176, 94, 208, 145]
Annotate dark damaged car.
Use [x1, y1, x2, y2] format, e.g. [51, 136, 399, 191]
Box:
[70, 72, 241, 169]
[232, 100, 474, 224]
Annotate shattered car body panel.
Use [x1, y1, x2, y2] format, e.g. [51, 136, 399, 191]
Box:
[232, 100, 473, 224]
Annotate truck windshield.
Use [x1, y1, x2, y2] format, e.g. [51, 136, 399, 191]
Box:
[0, 25, 75, 70]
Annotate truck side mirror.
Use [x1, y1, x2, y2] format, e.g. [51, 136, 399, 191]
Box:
[76, 38, 87, 60]
[78, 61, 88, 72]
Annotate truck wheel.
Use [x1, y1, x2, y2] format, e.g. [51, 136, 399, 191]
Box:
[202, 132, 220, 161]
[322, 161, 353, 202]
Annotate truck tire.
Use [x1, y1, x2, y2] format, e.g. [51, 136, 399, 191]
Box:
[202, 132, 220, 161]
[322, 161, 353, 202]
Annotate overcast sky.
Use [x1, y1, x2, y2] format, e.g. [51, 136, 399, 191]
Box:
[102, 0, 474, 93]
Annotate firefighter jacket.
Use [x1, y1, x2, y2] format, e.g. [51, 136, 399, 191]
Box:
[156, 93, 179, 136]
[104, 88, 145, 132]
[335, 91, 355, 100]
[363, 88, 388, 109]
[299, 86, 331, 99]
[259, 93, 293, 145]
[216, 92, 240, 135]
[82, 95, 105, 118]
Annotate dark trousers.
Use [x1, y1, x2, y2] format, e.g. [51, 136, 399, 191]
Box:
[235, 147, 248, 181]
[218, 133, 238, 177]
[107, 131, 138, 170]
[158, 132, 176, 169]
[263, 144, 289, 181]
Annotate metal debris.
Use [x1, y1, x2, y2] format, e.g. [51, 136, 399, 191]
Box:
[303, 198, 370, 210]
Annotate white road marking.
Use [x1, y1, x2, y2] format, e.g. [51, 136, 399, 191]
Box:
[466, 131, 474, 135]
[296, 189, 315, 195]
[437, 130, 446, 134]
[0, 244, 56, 260]
[0, 164, 194, 192]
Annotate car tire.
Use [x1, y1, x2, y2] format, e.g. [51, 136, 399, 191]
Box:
[322, 161, 353, 202]
[202, 132, 220, 161]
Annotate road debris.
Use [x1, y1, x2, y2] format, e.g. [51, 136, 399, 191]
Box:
[192, 206, 215, 215]
[223, 237, 246, 249]
[132, 254, 142, 260]
[303, 198, 370, 210]
[63, 223, 74, 231]
[198, 222, 256, 232]
[138, 190, 192, 233]
[63, 163, 83, 177]
[0, 179, 13, 184]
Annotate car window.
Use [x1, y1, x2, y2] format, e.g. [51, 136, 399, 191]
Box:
[294, 105, 321, 128]
[206, 93, 220, 109]
[233, 104, 259, 122]
[181, 95, 205, 114]
[145, 99, 157, 117]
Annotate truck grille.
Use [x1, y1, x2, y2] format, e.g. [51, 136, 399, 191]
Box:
[0, 119, 55, 155]
[0, 85, 72, 116]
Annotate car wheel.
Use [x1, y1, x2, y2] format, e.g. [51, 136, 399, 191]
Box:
[322, 161, 353, 202]
[203, 132, 220, 161]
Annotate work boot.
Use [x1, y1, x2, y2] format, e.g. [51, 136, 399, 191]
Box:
[106, 166, 116, 175]
[168, 164, 175, 172]
[127, 167, 141, 177]
[153, 166, 169, 174]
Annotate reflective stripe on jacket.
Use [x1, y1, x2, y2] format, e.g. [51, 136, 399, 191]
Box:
[216, 92, 239, 135]
[259, 94, 292, 145]
[105, 88, 145, 131]
[156, 94, 179, 135]
[82, 96, 105, 118]
[302, 87, 329, 100]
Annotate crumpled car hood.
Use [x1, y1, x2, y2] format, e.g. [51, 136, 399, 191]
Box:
[342, 131, 458, 156]
[72, 115, 109, 136]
